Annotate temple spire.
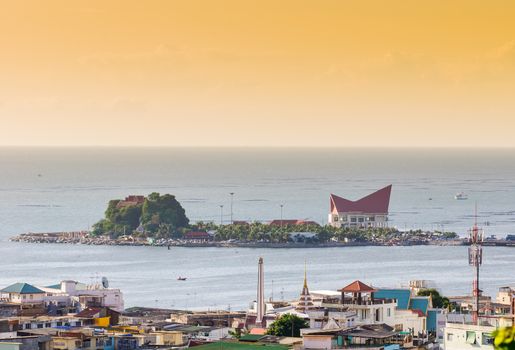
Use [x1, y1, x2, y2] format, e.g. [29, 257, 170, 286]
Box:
[296, 260, 314, 313]
[303, 260, 308, 289]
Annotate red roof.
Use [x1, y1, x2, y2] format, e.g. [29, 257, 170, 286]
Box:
[330, 185, 392, 214]
[249, 328, 267, 335]
[339, 280, 376, 293]
[233, 221, 249, 225]
[76, 307, 102, 318]
[411, 309, 425, 317]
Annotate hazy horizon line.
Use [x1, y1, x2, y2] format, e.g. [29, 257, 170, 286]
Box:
[1, 145, 515, 149]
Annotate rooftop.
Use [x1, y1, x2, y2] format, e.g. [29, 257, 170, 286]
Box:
[339, 280, 376, 293]
[1, 283, 45, 295]
[193, 341, 288, 350]
[374, 289, 411, 309]
[330, 185, 392, 214]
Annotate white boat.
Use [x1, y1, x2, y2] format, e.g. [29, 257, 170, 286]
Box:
[455, 192, 468, 200]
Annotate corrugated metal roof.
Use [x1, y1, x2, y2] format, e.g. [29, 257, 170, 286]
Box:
[374, 289, 411, 310]
[409, 297, 430, 315]
[1, 283, 45, 294]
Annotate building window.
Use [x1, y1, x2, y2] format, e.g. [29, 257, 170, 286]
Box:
[482, 333, 494, 345]
[387, 308, 391, 317]
[57, 322, 62, 326]
[369, 216, 375, 222]
[37, 324, 43, 329]
[350, 217, 357, 223]
[45, 323, 51, 328]
[447, 333, 454, 341]
[466, 331, 476, 344]
[358, 217, 364, 223]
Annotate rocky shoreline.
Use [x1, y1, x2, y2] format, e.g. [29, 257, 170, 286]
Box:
[9, 231, 503, 248]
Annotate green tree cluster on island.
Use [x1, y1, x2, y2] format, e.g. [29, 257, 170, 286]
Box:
[191, 221, 458, 244]
[92, 193, 189, 238]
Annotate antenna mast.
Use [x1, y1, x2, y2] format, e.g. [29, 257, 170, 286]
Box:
[468, 202, 483, 325]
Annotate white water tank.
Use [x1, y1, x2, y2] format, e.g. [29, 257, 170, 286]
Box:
[61, 280, 77, 294]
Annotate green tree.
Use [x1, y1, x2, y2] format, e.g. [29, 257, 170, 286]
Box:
[417, 288, 451, 309]
[91, 193, 189, 237]
[141, 193, 189, 231]
[267, 314, 308, 337]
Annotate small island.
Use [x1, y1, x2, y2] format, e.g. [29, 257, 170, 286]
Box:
[10, 193, 491, 248]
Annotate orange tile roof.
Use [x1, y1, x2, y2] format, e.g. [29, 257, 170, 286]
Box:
[339, 280, 376, 293]
[249, 328, 267, 335]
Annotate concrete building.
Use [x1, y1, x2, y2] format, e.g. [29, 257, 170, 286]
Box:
[328, 185, 392, 228]
[443, 322, 495, 349]
[496, 286, 515, 306]
[1, 281, 124, 313]
[0, 285, 46, 305]
[337, 281, 397, 326]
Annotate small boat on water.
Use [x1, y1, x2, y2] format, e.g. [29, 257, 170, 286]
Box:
[455, 192, 468, 200]
[177, 277, 187, 281]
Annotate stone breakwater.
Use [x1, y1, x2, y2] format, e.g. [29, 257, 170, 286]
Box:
[7, 231, 489, 248]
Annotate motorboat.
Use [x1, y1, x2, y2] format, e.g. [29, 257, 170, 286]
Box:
[455, 192, 468, 200]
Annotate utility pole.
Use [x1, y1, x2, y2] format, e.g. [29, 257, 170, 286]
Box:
[280, 204, 284, 229]
[229, 192, 235, 224]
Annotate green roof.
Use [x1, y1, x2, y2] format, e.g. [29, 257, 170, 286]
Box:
[239, 335, 265, 342]
[1, 283, 45, 294]
[193, 341, 287, 350]
[46, 283, 61, 290]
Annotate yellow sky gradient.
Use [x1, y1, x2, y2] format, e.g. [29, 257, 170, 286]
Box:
[1, 0, 515, 147]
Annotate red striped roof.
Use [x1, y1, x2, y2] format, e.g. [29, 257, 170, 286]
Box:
[330, 185, 392, 214]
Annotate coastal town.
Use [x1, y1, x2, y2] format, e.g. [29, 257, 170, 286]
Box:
[3, 198, 515, 349]
[1, 254, 514, 350]
[4, 1, 515, 349]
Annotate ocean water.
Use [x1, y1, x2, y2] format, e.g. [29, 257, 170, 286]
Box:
[0, 147, 514, 309]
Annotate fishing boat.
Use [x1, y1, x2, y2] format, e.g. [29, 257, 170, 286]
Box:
[177, 277, 187, 281]
[454, 192, 468, 200]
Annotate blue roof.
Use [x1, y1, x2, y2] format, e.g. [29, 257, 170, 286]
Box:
[427, 310, 438, 332]
[409, 297, 430, 315]
[46, 283, 62, 289]
[1, 283, 45, 294]
[374, 289, 411, 310]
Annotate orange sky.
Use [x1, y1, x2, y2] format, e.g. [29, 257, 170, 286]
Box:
[1, 0, 515, 147]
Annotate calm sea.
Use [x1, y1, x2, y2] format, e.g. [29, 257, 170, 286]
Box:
[0, 147, 514, 309]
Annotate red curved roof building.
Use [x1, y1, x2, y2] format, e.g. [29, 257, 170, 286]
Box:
[328, 185, 392, 228]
